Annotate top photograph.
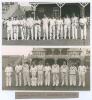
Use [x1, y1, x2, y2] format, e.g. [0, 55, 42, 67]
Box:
[2, 2, 90, 46]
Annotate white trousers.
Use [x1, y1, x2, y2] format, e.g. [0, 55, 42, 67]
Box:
[38, 72, 43, 86]
[80, 25, 87, 40]
[31, 78, 37, 86]
[45, 72, 50, 86]
[5, 75, 12, 87]
[61, 73, 68, 86]
[35, 25, 41, 40]
[64, 25, 71, 39]
[79, 73, 86, 87]
[53, 73, 59, 86]
[57, 25, 60, 39]
[25, 26, 33, 40]
[70, 74, 76, 86]
[7, 29, 13, 40]
[56, 25, 63, 39]
[13, 26, 19, 40]
[60, 25, 63, 39]
[20, 26, 26, 40]
[52, 25, 56, 40]
[15, 73, 22, 86]
[49, 25, 53, 40]
[72, 25, 78, 39]
[43, 25, 48, 40]
[23, 72, 30, 86]
[26, 27, 30, 40]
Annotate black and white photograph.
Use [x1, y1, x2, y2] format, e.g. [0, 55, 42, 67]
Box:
[2, 2, 90, 45]
[2, 47, 90, 90]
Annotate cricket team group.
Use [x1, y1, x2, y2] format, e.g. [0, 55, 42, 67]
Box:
[5, 61, 87, 88]
[3, 14, 89, 41]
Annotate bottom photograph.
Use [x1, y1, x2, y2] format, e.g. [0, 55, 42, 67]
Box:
[2, 47, 90, 91]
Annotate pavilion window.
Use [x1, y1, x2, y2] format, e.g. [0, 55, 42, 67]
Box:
[37, 7, 44, 13]
[53, 7, 59, 18]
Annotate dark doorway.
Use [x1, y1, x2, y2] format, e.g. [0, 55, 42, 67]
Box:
[25, 10, 34, 18]
[57, 59, 67, 66]
[85, 4, 90, 17]
[84, 56, 90, 66]
[62, 3, 80, 17]
[32, 58, 43, 65]
[36, 4, 57, 18]
[45, 58, 55, 65]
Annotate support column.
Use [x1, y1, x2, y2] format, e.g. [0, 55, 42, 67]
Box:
[60, 8, 61, 17]
[56, 3, 65, 17]
[66, 58, 69, 66]
[80, 6, 85, 17]
[29, 3, 39, 20]
[79, 3, 89, 17]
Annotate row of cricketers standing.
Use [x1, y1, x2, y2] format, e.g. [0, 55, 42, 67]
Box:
[4, 14, 89, 40]
[5, 61, 87, 87]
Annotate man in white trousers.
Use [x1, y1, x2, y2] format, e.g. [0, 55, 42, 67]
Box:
[15, 63, 23, 86]
[56, 17, 61, 39]
[71, 14, 79, 40]
[60, 18, 64, 39]
[27, 16, 34, 40]
[44, 63, 51, 86]
[22, 62, 30, 86]
[78, 64, 87, 87]
[64, 15, 71, 39]
[20, 17, 27, 40]
[12, 17, 19, 40]
[5, 64, 13, 87]
[79, 16, 87, 40]
[60, 61, 69, 86]
[37, 18, 41, 40]
[30, 62, 37, 86]
[6, 17, 13, 40]
[42, 15, 49, 40]
[19, 16, 24, 40]
[69, 63, 77, 86]
[34, 17, 41, 40]
[51, 17, 56, 40]
[56, 17, 64, 39]
[26, 17, 30, 40]
[52, 62, 59, 86]
[37, 62, 44, 86]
